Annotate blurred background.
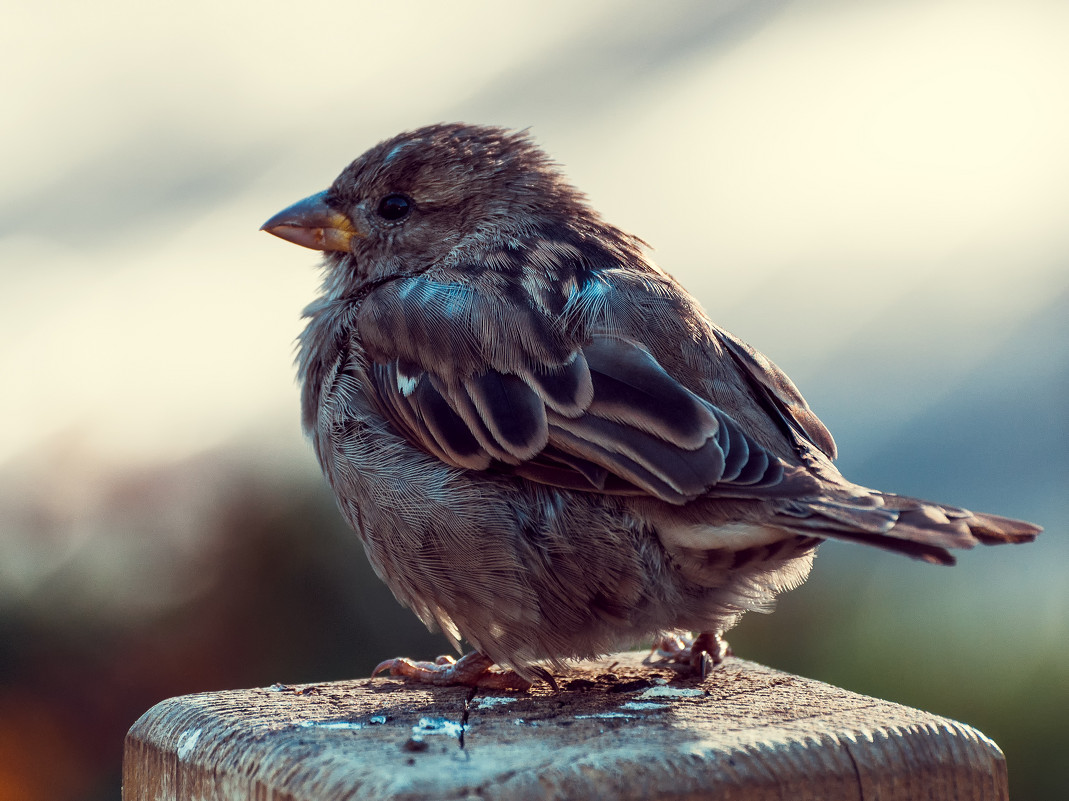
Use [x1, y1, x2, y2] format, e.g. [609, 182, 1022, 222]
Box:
[1, 0, 1066, 798]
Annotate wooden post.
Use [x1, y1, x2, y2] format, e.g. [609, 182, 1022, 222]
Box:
[123, 652, 1008, 800]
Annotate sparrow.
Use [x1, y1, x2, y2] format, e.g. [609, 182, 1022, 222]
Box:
[262, 123, 1041, 690]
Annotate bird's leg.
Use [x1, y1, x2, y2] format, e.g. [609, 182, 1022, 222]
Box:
[373, 650, 533, 691]
[649, 630, 732, 678]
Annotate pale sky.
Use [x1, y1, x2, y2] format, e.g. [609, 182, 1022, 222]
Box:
[1, 0, 1066, 469]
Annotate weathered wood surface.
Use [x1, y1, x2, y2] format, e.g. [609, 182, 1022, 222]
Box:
[123, 652, 1008, 801]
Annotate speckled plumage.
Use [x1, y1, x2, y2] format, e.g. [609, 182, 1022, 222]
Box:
[263, 123, 1040, 681]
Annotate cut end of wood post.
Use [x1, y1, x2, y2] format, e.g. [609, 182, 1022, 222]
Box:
[123, 653, 1008, 801]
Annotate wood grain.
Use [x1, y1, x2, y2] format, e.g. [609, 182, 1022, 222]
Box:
[123, 652, 1008, 800]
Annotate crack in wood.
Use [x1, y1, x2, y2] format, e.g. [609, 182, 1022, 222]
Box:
[459, 687, 478, 750]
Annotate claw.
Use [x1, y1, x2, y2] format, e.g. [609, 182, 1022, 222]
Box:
[372, 651, 534, 691]
[648, 631, 731, 677]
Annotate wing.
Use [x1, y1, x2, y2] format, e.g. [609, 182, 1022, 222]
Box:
[713, 327, 837, 460]
[355, 270, 817, 505]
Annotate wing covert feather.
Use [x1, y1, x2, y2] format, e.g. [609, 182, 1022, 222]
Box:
[356, 272, 809, 504]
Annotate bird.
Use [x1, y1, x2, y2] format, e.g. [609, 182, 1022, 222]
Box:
[262, 123, 1041, 690]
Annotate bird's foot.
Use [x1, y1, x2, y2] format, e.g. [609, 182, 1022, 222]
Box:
[372, 651, 533, 691]
[648, 631, 732, 679]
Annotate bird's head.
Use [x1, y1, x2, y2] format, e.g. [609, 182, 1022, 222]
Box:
[262, 123, 594, 293]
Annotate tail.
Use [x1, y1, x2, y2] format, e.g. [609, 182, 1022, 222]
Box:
[775, 491, 1041, 565]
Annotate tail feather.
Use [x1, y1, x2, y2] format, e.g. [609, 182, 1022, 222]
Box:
[962, 510, 1043, 545]
[775, 490, 1042, 565]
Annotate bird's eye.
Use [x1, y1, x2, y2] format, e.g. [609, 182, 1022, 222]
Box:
[376, 194, 411, 221]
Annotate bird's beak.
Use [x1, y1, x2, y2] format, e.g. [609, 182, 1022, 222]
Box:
[260, 190, 366, 252]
